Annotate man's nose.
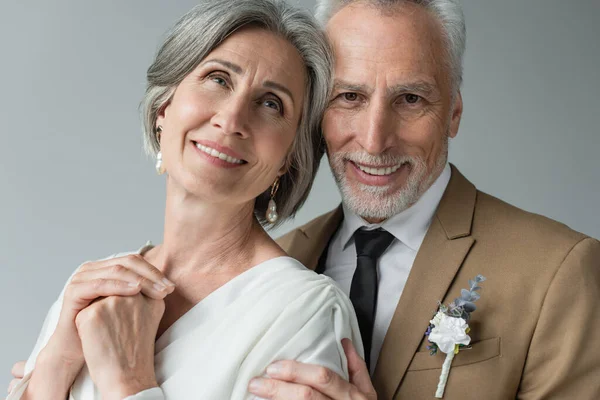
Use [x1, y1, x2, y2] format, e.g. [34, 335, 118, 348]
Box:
[210, 95, 251, 138]
[358, 101, 392, 155]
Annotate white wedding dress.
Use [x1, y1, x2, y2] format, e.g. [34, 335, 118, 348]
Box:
[8, 243, 362, 399]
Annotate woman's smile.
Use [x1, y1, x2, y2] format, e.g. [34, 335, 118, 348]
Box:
[191, 140, 248, 169]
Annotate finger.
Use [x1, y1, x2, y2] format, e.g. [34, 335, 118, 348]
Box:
[64, 279, 143, 312]
[7, 378, 19, 394]
[10, 361, 25, 379]
[262, 360, 350, 398]
[72, 267, 170, 300]
[248, 378, 332, 400]
[342, 339, 376, 398]
[81, 255, 174, 290]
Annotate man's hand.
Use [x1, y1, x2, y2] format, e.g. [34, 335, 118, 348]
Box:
[6, 361, 25, 395]
[248, 339, 377, 400]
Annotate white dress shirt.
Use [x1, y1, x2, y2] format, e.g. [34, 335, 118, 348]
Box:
[324, 163, 451, 372]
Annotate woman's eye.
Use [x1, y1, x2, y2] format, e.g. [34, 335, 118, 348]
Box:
[343, 92, 358, 102]
[264, 99, 283, 113]
[405, 94, 421, 104]
[209, 74, 228, 87]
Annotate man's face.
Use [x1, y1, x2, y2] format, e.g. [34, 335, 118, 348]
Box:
[323, 2, 463, 222]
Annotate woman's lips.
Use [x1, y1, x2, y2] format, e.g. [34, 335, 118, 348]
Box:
[193, 139, 247, 163]
[191, 141, 247, 169]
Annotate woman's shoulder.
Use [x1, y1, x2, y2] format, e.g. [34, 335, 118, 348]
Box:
[256, 256, 342, 291]
[227, 260, 362, 394]
[250, 256, 354, 313]
[248, 255, 359, 317]
[234, 256, 363, 378]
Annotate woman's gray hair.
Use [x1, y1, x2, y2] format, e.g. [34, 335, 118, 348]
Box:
[141, 0, 332, 228]
[315, 0, 466, 95]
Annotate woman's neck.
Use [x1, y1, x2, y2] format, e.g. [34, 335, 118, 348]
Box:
[149, 181, 270, 278]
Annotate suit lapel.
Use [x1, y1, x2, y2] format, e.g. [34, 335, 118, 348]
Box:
[372, 165, 478, 399]
[284, 206, 344, 271]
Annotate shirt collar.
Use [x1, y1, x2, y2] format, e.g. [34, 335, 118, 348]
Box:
[339, 163, 451, 252]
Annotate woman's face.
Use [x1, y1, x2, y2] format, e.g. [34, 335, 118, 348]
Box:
[157, 27, 306, 206]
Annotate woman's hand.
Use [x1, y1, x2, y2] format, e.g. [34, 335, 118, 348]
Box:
[75, 293, 165, 400]
[25, 254, 174, 399]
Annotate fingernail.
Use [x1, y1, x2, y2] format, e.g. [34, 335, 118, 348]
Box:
[153, 283, 167, 292]
[128, 282, 140, 288]
[248, 378, 264, 392]
[266, 362, 283, 376]
[162, 278, 175, 287]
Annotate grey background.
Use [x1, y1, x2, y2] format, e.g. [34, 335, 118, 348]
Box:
[1, 0, 598, 390]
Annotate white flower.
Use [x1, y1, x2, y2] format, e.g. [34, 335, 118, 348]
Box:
[430, 311, 445, 327]
[428, 312, 471, 354]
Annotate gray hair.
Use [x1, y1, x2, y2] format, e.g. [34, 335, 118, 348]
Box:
[141, 0, 332, 228]
[315, 0, 466, 94]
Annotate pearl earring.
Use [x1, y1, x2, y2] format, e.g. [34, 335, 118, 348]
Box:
[155, 126, 165, 175]
[155, 152, 165, 175]
[266, 177, 280, 224]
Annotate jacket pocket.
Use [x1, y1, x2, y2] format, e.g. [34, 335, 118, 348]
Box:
[407, 337, 501, 371]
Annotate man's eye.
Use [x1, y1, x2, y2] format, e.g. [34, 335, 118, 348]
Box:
[343, 92, 358, 102]
[405, 94, 420, 104]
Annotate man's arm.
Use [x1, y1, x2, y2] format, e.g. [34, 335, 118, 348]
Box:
[518, 237, 600, 399]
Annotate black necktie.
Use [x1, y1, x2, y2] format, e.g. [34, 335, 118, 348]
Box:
[350, 228, 395, 372]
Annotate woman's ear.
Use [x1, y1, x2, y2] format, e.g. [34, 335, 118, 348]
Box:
[155, 98, 172, 129]
[277, 153, 293, 177]
[156, 89, 175, 126]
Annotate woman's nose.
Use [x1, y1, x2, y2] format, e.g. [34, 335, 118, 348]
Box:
[210, 96, 251, 138]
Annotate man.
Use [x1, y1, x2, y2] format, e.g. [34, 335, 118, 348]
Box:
[245, 0, 600, 399]
[8, 1, 600, 399]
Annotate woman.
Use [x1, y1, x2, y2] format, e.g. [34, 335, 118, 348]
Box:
[7, 0, 361, 399]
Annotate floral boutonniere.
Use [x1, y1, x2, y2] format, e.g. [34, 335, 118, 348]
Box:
[425, 275, 486, 398]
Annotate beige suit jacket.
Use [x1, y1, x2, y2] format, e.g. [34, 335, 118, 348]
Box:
[277, 165, 600, 399]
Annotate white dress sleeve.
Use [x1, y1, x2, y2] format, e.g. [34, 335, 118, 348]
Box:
[230, 275, 363, 399]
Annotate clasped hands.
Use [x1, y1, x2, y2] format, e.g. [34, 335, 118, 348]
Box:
[21, 255, 173, 400]
[9, 254, 376, 400]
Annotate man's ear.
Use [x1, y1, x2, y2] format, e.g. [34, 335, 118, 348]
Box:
[448, 90, 463, 139]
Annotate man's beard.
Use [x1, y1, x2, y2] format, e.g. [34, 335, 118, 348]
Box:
[327, 139, 448, 221]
